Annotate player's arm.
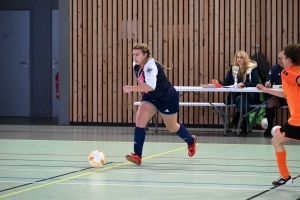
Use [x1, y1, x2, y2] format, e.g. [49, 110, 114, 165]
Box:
[124, 84, 154, 93]
[264, 88, 285, 98]
[124, 60, 158, 93]
[256, 84, 285, 98]
[218, 68, 232, 86]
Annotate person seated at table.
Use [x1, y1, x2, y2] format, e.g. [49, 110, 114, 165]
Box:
[263, 51, 288, 136]
[211, 50, 261, 134]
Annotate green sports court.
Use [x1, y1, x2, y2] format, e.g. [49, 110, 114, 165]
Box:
[1, 0, 300, 199]
[0, 125, 299, 200]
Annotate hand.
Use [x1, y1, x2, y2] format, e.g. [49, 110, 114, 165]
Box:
[123, 85, 133, 93]
[238, 83, 245, 88]
[211, 79, 219, 84]
[265, 80, 271, 88]
[256, 84, 267, 92]
[138, 92, 145, 96]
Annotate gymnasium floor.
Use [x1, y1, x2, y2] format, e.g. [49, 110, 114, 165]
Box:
[0, 124, 299, 200]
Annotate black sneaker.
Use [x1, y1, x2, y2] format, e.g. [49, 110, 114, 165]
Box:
[229, 112, 240, 127]
[240, 119, 249, 135]
[272, 176, 293, 186]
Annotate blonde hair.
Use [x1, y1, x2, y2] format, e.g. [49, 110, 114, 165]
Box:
[133, 43, 173, 69]
[232, 51, 255, 77]
[133, 43, 151, 59]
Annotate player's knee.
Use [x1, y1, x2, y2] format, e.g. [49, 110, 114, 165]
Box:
[135, 113, 150, 127]
[271, 136, 280, 146]
[271, 137, 276, 145]
[167, 127, 178, 133]
[166, 124, 180, 133]
[266, 100, 276, 108]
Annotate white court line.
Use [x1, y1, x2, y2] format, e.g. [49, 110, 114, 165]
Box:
[58, 182, 268, 191]
[0, 181, 281, 191]
[0, 128, 131, 133]
[58, 182, 300, 191]
[0, 168, 75, 172]
[106, 171, 278, 178]
[0, 181, 48, 184]
[0, 167, 278, 178]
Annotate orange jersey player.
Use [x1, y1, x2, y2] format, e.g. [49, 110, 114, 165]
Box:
[281, 66, 300, 126]
[256, 43, 300, 187]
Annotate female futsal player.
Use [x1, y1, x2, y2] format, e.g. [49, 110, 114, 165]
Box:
[123, 43, 197, 165]
[256, 44, 300, 186]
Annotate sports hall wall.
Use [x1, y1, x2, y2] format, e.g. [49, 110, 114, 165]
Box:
[69, 0, 300, 125]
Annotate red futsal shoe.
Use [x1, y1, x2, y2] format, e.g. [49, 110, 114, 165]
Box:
[188, 135, 197, 157]
[126, 152, 142, 165]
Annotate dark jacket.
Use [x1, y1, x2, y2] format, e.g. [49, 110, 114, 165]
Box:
[219, 64, 259, 87]
[251, 52, 270, 82]
[264, 64, 284, 85]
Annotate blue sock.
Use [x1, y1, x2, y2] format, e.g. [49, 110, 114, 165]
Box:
[134, 126, 146, 158]
[176, 124, 194, 145]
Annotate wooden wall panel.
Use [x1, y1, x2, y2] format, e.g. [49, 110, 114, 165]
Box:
[266, 0, 271, 64]
[70, 0, 300, 127]
[97, 0, 103, 122]
[202, 0, 209, 126]
[218, 0, 225, 125]
[167, 0, 173, 85]
[121, 0, 127, 123]
[112, 0, 117, 123]
[82, 0, 87, 122]
[178, 0, 183, 123]
[131, 0, 137, 123]
[77, 0, 83, 122]
[213, 0, 219, 124]
[107, 0, 112, 122]
[277, 0, 282, 56]
[92, 0, 98, 122]
[183, 0, 189, 124]
[127, 0, 133, 123]
[173, 0, 179, 122]
[193, 0, 199, 124]
[88, 0, 93, 122]
[117, 0, 123, 123]
[189, 0, 194, 124]
[250, 1, 254, 55]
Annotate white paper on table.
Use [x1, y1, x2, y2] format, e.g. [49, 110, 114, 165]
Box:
[222, 85, 234, 88]
[200, 84, 216, 88]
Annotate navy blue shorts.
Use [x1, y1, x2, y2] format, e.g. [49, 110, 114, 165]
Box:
[141, 93, 179, 115]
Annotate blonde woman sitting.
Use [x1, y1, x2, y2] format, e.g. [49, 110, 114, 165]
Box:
[211, 51, 261, 134]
